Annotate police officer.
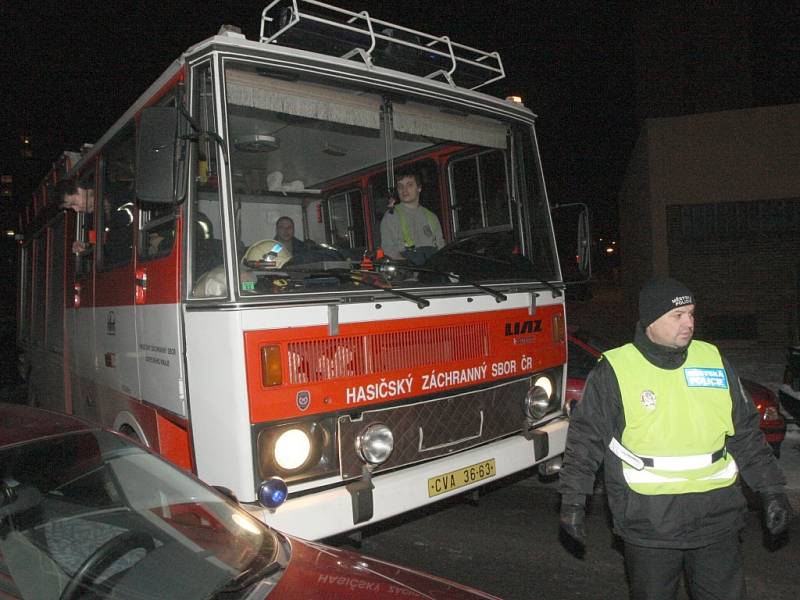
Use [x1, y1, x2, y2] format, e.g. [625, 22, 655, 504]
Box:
[558, 277, 793, 600]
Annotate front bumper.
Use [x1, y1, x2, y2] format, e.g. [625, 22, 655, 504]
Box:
[246, 417, 568, 540]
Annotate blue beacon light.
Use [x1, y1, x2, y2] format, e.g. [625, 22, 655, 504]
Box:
[259, 478, 289, 509]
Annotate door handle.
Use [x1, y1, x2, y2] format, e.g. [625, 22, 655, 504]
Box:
[135, 268, 147, 305]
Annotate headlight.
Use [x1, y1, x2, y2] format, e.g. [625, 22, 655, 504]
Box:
[534, 375, 554, 399]
[257, 419, 337, 482]
[355, 423, 394, 465]
[274, 428, 312, 471]
[524, 375, 556, 420]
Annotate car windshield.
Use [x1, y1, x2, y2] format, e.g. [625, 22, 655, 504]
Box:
[188, 62, 558, 300]
[0, 430, 281, 600]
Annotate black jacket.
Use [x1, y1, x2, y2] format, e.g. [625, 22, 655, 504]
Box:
[558, 324, 786, 548]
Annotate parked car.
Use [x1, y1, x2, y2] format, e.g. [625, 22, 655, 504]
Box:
[566, 332, 786, 457]
[778, 344, 800, 422]
[0, 403, 499, 600]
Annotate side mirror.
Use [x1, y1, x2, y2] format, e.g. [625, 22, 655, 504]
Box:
[136, 107, 178, 203]
[551, 202, 592, 283]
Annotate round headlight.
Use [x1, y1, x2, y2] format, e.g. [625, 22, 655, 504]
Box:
[274, 428, 311, 471]
[356, 423, 394, 465]
[533, 375, 554, 399]
[525, 375, 555, 420]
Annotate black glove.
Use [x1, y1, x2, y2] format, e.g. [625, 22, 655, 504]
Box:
[560, 502, 587, 546]
[762, 492, 793, 536]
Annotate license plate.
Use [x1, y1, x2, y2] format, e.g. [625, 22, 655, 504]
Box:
[427, 458, 496, 498]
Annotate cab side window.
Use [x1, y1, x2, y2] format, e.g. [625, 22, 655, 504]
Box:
[450, 149, 510, 235]
[139, 203, 176, 260]
[139, 95, 177, 261]
[326, 189, 365, 260]
[189, 62, 226, 298]
[74, 170, 96, 278]
[99, 123, 136, 270]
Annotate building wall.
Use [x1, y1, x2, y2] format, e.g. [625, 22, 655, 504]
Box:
[667, 230, 800, 343]
[617, 125, 654, 316]
[647, 104, 800, 204]
[619, 103, 800, 343]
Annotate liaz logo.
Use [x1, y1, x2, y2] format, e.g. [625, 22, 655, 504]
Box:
[504, 319, 542, 336]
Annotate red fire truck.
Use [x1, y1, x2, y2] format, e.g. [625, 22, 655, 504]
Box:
[17, 1, 589, 540]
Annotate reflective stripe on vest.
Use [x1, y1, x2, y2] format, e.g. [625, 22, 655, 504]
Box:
[622, 458, 739, 485]
[396, 204, 438, 248]
[609, 437, 727, 470]
[604, 341, 738, 495]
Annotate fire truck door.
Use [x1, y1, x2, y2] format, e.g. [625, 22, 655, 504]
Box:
[94, 143, 141, 407]
[68, 175, 99, 423]
[69, 260, 97, 421]
[93, 265, 141, 404]
[134, 215, 186, 418]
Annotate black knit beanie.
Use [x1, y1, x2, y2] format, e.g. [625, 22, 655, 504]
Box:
[639, 278, 695, 328]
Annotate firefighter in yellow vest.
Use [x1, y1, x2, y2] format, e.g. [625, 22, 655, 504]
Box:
[558, 278, 792, 600]
[379, 168, 444, 265]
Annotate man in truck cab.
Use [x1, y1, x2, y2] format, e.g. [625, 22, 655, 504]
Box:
[58, 179, 95, 214]
[379, 168, 444, 265]
[58, 179, 95, 254]
[274, 215, 311, 256]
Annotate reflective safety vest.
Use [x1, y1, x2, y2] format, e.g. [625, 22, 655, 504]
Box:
[604, 341, 739, 495]
[395, 204, 439, 248]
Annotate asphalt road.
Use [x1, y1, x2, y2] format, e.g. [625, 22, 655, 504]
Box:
[334, 470, 799, 600]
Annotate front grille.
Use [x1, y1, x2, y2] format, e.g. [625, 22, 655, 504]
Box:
[286, 322, 489, 384]
[338, 379, 528, 479]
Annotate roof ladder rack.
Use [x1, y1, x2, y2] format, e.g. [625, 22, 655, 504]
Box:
[260, 0, 505, 90]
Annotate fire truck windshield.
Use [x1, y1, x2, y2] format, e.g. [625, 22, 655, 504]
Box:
[189, 63, 558, 300]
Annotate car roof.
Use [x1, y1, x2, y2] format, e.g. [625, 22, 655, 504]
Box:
[0, 403, 93, 448]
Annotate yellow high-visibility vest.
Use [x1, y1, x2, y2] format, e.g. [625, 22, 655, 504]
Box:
[395, 204, 439, 248]
[604, 340, 738, 495]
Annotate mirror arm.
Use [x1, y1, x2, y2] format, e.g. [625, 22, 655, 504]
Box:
[177, 104, 229, 166]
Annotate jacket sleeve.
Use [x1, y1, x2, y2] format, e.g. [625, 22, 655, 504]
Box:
[723, 357, 786, 493]
[558, 359, 622, 505]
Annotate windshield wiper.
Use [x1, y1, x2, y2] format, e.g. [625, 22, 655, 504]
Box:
[209, 563, 281, 599]
[387, 264, 508, 303]
[434, 250, 562, 297]
[279, 263, 431, 309]
[347, 270, 430, 309]
[208, 533, 286, 599]
[512, 277, 562, 297]
[291, 256, 507, 305]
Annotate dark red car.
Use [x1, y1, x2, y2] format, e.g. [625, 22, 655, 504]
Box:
[0, 403, 499, 600]
[566, 333, 786, 456]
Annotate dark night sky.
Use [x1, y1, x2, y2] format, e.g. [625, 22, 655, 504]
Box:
[2, 1, 799, 236]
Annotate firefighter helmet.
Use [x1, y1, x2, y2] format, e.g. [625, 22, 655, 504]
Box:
[243, 239, 292, 269]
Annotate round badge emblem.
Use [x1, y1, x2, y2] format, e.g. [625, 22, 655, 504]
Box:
[640, 390, 657, 411]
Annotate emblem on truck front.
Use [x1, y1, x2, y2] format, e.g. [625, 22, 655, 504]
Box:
[504, 319, 542, 336]
[296, 390, 311, 411]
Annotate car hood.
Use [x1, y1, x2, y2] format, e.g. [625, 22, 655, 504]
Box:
[0, 404, 90, 446]
[267, 535, 500, 600]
